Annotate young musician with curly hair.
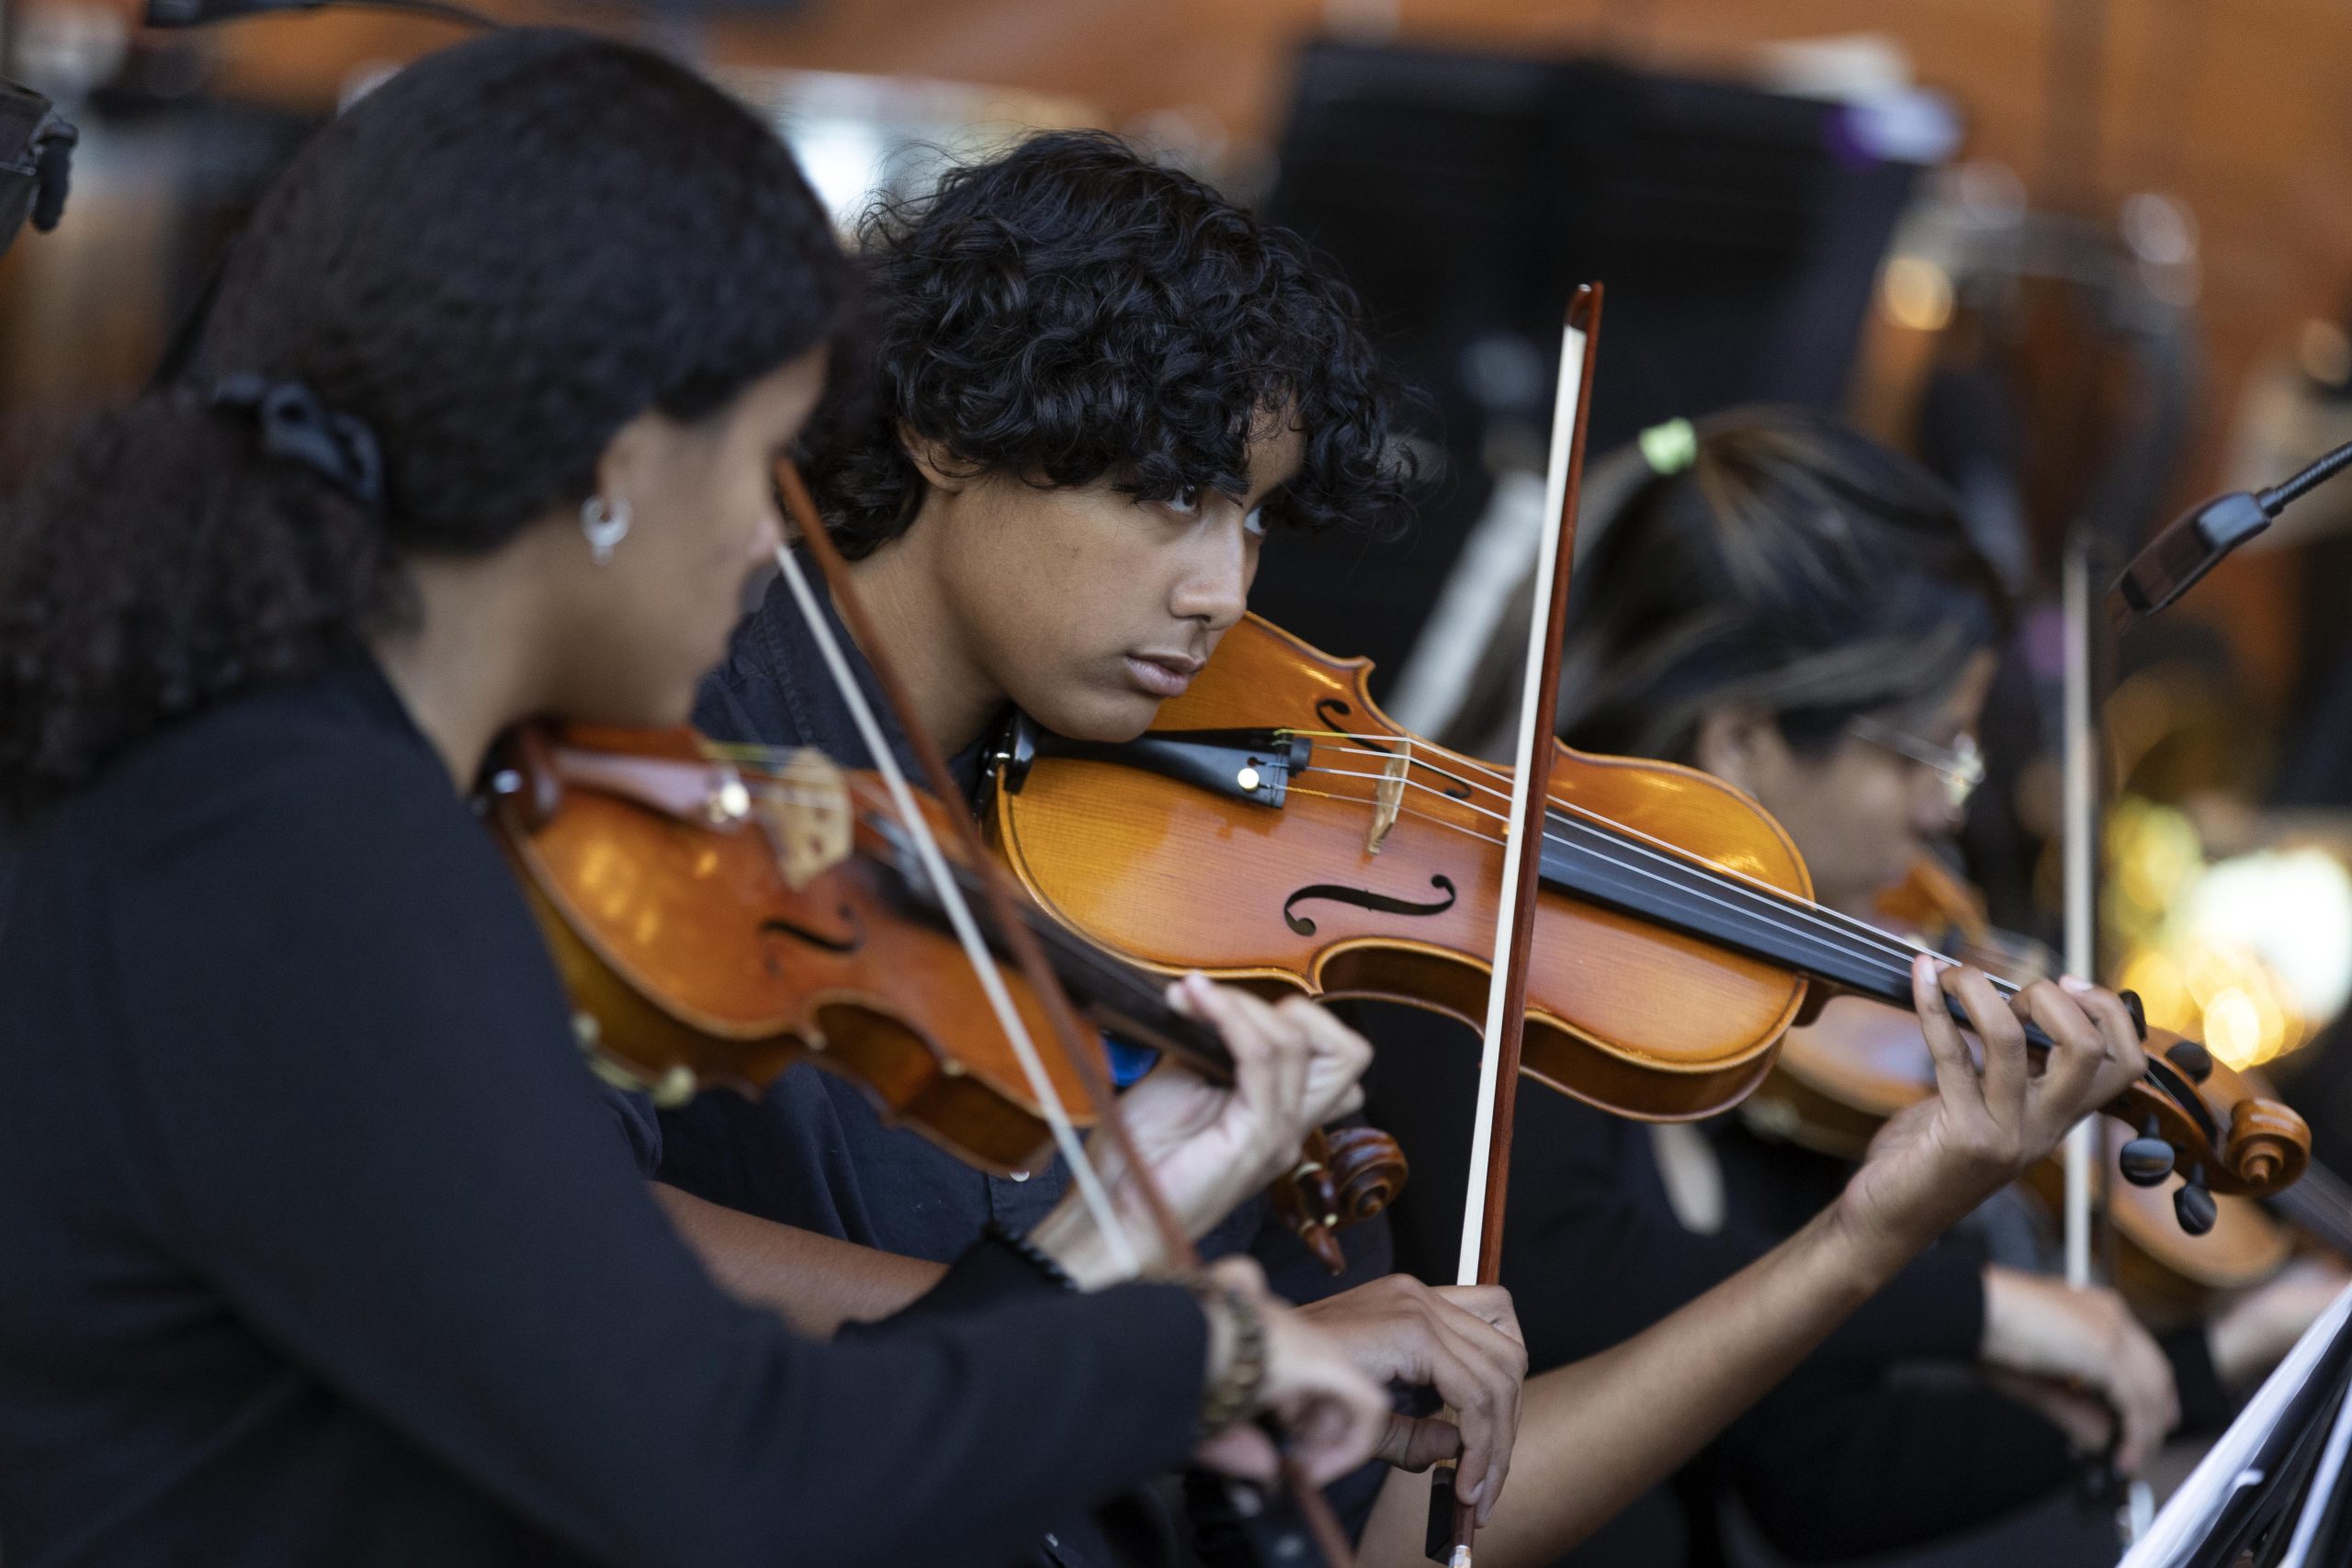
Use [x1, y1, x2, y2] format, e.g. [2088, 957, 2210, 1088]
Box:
[647, 134, 2151, 1567]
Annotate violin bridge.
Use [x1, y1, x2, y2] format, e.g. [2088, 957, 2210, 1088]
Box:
[761, 748, 854, 888]
[1367, 751, 1408, 855]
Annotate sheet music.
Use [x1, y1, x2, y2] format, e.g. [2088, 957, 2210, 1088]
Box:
[2121, 1281, 2352, 1566]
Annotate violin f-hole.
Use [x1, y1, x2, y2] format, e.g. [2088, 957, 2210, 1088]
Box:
[759, 905, 866, 956]
[1283, 874, 1458, 937]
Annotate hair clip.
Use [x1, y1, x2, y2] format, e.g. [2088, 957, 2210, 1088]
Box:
[210, 374, 385, 510]
[1638, 417, 1699, 477]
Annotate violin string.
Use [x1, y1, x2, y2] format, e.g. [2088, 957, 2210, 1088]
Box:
[1295, 736, 1965, 986]
[770, 545, 1139, 1275]
[1294, 755, 1959, 997]
[1294, 731, 1939, 966]
[700, 750, 1233, 1073]
[733, 718, 1933, 998]
[1283, 773, 1932, 1000]
[1280, 776, 2185, 1116]
[724, 757, 1238, 1072]
[1349, 735, 2013, 995]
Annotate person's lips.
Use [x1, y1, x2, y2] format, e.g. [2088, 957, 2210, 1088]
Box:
[1123, 650, 1203, 698]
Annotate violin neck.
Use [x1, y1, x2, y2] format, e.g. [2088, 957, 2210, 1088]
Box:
[1535, 806, 1956, 1013]
[1530, 805, 2115, 1065]
[1532, 806, 2242, 1146]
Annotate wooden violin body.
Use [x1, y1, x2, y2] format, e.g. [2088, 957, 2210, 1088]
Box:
[992, 615, 1813, 1122]
[484, 721, 1404, 1262]
[489, 723, 1089, 1169]
[988, 615, 2312, 1202]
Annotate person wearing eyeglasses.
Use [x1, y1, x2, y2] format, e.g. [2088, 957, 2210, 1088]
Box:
[1363, 405, 2311, 1567]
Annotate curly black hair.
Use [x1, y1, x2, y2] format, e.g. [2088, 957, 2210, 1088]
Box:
[1531, 405, 2011, 764]
[809, 130, 1413, 557]
[0, 28, 849, 814]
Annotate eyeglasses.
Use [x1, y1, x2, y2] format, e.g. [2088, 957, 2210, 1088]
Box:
[1847, 716, 1984, 810]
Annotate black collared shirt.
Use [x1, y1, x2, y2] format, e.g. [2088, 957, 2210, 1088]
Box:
[0, 656, 1207, 1567]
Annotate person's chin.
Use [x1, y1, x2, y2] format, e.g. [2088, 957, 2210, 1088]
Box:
[574, 679, 699, 733]
[1033, 686, 1161, 744]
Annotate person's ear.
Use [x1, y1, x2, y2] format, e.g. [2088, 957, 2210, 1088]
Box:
[1691, 705, 1784, 796]
[591, 407, 662, 513]
[899, 425, 977, 495]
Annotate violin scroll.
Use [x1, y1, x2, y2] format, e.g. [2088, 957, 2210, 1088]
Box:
[1273, 1126, 1411, 1275]
[2225, 1098, 2312, 1193]
[2101, 1021, 2310, 1215]
[1325, 1124, 1409, 1224]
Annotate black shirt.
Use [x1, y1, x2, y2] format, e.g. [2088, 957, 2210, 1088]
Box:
[0, 656, 1207, 1567]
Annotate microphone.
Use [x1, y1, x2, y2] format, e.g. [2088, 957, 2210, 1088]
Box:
[2109, 435, 2352, 633]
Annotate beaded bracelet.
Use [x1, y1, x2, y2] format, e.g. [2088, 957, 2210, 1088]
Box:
[1185, 1278, 1267, 1440]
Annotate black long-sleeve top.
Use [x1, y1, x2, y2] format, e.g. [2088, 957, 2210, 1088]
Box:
[0, 657, 1208, 1567]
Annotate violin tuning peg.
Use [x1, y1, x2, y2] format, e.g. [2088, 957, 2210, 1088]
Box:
[2118, 988, 2149, 1041]
[2173, 1167, 2218, 1236]
[2118, 1118, 2176, 1188]
[2165, 1038, 2214, 1084]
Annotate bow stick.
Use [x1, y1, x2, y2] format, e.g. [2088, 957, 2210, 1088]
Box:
[771, 460, 1359, 1567]
[1443, 284, 1604, 1567]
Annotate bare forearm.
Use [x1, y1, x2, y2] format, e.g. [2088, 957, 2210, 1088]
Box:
[651, 1183, 943, 1337]
[1471, 1204, 1899, 1564]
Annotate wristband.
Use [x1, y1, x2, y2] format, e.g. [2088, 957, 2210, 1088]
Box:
[1186, 1277, 1268, 1439]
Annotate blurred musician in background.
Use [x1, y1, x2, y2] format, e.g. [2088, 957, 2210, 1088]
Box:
[1377, 406, 2337, 1565]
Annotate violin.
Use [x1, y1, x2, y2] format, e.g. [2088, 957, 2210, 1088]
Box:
[1747, 854, 2352, 1320]
[481, 719, 1406, 1270]
[982, 614, 2312, 1218]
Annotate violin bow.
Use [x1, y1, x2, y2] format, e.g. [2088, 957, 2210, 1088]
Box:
[1443, 284, 1603, 1567]
[770, 461, 1360, 1567]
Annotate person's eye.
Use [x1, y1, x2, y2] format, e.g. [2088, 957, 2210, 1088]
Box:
[1242, 506, 1269, 539]
[1161, 486, 1203, 517]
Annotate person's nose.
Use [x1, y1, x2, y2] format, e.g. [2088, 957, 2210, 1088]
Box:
[1170, 517, 1250, 632]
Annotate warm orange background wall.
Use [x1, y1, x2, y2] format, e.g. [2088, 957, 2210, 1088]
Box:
[33, 0, 2352, 691]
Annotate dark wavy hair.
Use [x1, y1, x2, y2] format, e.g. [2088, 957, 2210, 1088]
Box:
[0, 28, 848, 815]
[1448, 406, 2009, 762]
[808, 130, 1412, 556]
[1560, 406, 2009, 761]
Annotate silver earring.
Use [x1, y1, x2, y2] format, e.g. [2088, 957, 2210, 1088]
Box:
[581, 494, 631, 565]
